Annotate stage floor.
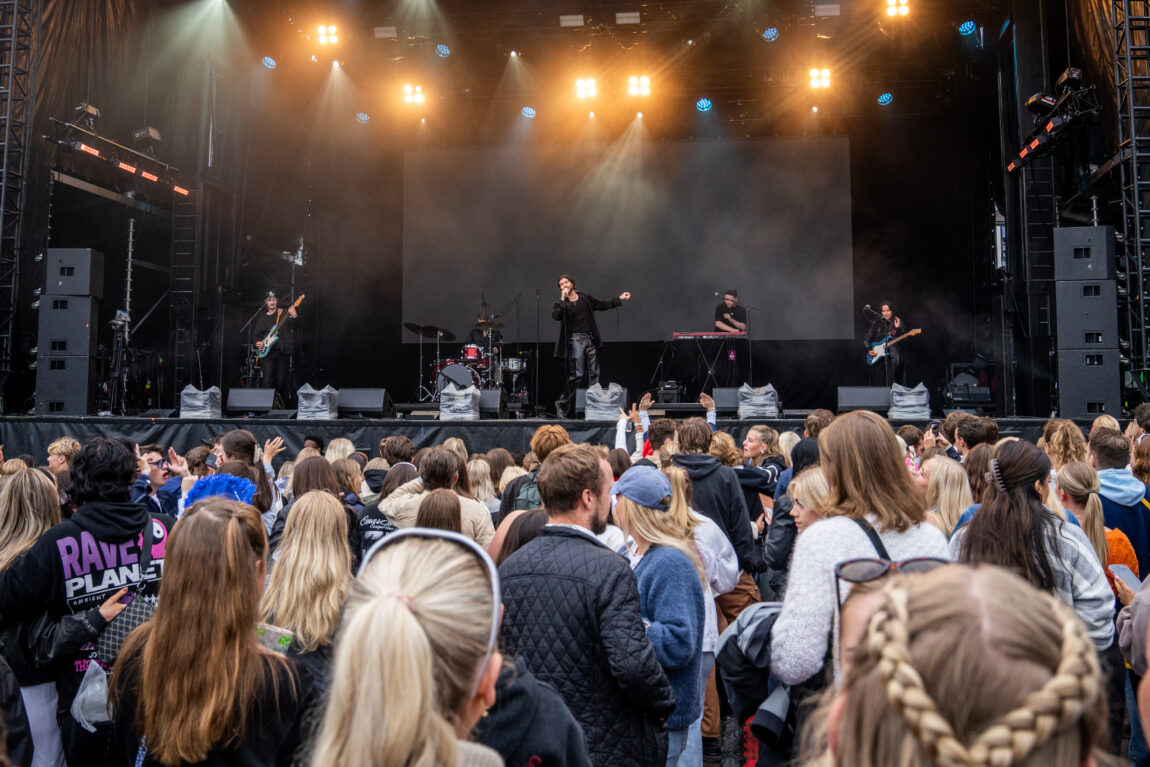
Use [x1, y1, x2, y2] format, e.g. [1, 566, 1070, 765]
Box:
[0, 414, 1057, 460]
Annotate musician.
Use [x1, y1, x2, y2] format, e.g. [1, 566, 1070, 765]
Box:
[465, 314, 503, 348]
[253, 291, 299, 404]
[553, 274, 631, 418]
[865, 301, 906, 387]
[714, 289, 747, 332]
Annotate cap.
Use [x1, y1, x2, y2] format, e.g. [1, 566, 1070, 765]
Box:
[265, 290, 277, 299]
[610, 466, 671, 511]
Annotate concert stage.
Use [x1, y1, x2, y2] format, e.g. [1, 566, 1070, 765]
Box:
[0, 415, 1057, 460]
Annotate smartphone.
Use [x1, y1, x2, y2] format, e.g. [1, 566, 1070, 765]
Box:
[204, 453, 218, 470]
[118, 591, 136, 606]
[1109, 564, 1142, 592]
[928, 419, 940, 436]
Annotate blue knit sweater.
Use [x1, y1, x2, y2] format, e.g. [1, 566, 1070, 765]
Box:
[633, 545, 705, 730]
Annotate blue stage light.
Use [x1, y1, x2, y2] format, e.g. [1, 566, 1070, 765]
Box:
[356, 112, 370, 124]
[436, 43, 451, 58]
[522, 106, 536, 118]
[877, 92, 893, 106]
[958, 20, 977, 36]
[262, 56, 277, 69]
[762, 27, 779, 42]
[696, 98, 712, 112]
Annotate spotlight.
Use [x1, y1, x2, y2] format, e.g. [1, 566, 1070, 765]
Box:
[696, 98, 712, 112]
[318, 24, 338, 44]
[73, 102, 100, 131]
[522, 106, 536, 118]
[886, 0, 908, 15]
[117, 161, 137, 174]
[877, 92, 893, 105]
[356, 112, 370, 124]
[576, 78, 596, 99]
[435, 43, 451, 58]
[332, 60, 340, 69]
[262, 56, 278, 69]
[589, 111, 594, 118]
[762, 27, 779, 42]
[510, 50, 518, 57]
[404, 84, 425, 104]
[812, 105, 819, 113]
[637, 112, 643, 118]
[958, 20, 977, 35]
[809, 68, 830, 88]
[628, 76, 650, 96]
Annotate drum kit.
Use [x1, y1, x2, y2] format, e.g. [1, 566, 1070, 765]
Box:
[405, 317, 530, 402]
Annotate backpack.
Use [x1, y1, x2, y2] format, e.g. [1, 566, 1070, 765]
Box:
[513, 468, 542, 511]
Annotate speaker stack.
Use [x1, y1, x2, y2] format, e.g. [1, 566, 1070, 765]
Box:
[35, 249, 104, 415]
[1053, 227, 1120, 418]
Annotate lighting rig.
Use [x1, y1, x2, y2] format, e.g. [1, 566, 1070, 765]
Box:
[1006, 67, 1101, 174]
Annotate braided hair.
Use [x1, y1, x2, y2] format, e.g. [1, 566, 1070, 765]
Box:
[828, 565, 1104, 767]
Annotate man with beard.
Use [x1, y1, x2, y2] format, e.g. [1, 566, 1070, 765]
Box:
[498, 444, 675, 766]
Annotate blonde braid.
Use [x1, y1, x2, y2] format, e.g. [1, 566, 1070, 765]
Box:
[868, 586, 1100, 767]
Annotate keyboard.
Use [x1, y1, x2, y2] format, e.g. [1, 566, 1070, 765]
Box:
[671, 332, 747, 340]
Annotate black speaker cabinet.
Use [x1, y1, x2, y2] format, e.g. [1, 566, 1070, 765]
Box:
[226, 388, 276, 415]
[837, 386, 890, 414]
[1054, 280, 1118, 350]
[1057, 349, 1121, 418]
[37, 295, 98, 358]
[35, 355, 96, 415]
[711, 387, 741, 415]
[337, 388, 395, 417]
[45, 248, 105, 299]
[478, 389, 508, 419]
[1053, 226, 1116, 281]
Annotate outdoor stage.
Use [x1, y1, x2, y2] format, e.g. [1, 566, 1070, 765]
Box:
[0, 414, 1057, 460]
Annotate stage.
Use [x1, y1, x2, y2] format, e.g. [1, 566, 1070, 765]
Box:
[0, 414, 1057, 461]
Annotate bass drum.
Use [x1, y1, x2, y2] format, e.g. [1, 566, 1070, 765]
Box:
[437, 362, 481, 393]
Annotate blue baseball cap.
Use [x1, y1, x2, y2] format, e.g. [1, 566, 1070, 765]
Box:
[610, 466, 672, 511]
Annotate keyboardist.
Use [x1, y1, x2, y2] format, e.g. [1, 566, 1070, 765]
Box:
[714, 289, 747, 332]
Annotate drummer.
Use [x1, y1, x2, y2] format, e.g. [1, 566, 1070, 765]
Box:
[465, 314, 503, 350]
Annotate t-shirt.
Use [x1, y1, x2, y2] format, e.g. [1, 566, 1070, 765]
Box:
[567, 297, 595, 335]
[253, 308, 298, 355]
[359, 507, 398, 561]
[714, 303, 747, 327]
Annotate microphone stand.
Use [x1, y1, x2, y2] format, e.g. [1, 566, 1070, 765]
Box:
[535, 290, 541, 416]
[737, 300, 759, 386]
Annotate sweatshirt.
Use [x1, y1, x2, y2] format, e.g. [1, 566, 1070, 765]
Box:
[671, 454, 765, 573]
[1098, 468, 1150, 578]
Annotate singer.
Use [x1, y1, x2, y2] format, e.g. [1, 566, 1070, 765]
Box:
[864, 300, 907, 386]
[553, 273, 631, 417]
[714, 289, 747, 332]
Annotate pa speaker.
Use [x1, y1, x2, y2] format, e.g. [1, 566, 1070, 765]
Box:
[711, 387, 740, 415]
[837, 386, 890, 414]
[478, 389, 508, 419]
[337, 388, 395, 417]
[38, 295, 98, 358]
[1053, 227, 1115, 281]
[226, 388, 276, 415]
[1055, 280, 1118, 350]
[1057, 349, 1121, 417]
[35, 356, 96, 415]
[45, 248, 105, 299]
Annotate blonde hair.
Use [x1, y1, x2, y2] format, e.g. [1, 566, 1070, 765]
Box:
[1, 458, 27, 475]
[789, 467, 832, 518]
[325, 438, 355, 463]
[662, 465, 699, 539]
[746, 424, 783, 466]
[310, 537, 495, 767]
[923, 458, 973, 536]
[467, 459, 496, 505]
[332, 457, 364, 497]
[825, 565, 1104, 767]
[47, 436, 81, 462]
[296, 446, 321, 463]
[259, 491, 350, 652]
[0, 468, 60, 570]
[1056, 461, 1108, 570]
[441, 437, 468, 468]
[779, 431, 800, 468]
[708, 431, 743, 467]
[614, 495, 706, 589]
[498, 466, 527, 494]
[1042, 419, 1087, 470]
[1089, 414, 1120, 438]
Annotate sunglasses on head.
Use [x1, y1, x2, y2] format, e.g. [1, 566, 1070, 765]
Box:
[833, 557, 948, 606]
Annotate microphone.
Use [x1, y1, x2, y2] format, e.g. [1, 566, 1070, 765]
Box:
[864, 304, 871, 310]
[713, 292, 722, 297]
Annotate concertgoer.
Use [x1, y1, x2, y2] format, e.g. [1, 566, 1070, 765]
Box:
[377, 447, 494, 547]
[415, 488, 463, 534]
[863, 300, 906, 387]
[1090, 427, 1150, 578]
[552, 273, 631, 418]
[499, 425, 570, 520]
[1057, 461, 1139, 598]
[46, 437, 81, 472]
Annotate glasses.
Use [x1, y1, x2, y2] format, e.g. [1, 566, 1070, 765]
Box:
[833, 557, 948, 606]
[359, 527, 501, 697]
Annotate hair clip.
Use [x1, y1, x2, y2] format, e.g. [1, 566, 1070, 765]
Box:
[986, 458, 1007, 492]
[387, 592, 415, 609]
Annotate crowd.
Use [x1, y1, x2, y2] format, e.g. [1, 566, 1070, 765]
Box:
[3, 402, 1150, 766]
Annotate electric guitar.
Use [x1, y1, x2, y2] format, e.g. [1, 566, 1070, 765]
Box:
[865, 328, 921, 366]
[256, 294, 305, 359]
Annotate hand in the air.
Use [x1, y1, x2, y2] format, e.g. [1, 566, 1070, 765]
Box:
[639, 393, 653, 412]
[619, 291, 632, 301]
[263, 437, 286, 463]
[699, 393, 715, 411]
[166, 447, 190, 478]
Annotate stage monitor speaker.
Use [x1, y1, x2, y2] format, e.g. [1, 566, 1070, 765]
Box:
[226, 388, 276, 415]
[35, 355, 96, 415]
[38, 296, 98, 357]
[1054, 280, 1118, 350]
[712, 387, 740, 416]
[1053, 226, 1115, 281]
[575, 386, 628, 419]
[479, 389, 508, 419]
[337, 388, 395, 417]
[1057, 348, 1121, 418]
[837, 386, 890, 414]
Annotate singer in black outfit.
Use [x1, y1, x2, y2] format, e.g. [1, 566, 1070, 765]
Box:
[552, 274, 631, 417]
[252, 291, 299, 404]
[864, 301, 906, 387]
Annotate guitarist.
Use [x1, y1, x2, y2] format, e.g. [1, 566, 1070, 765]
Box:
[864, 301, 906, 387]
[252, 291, 299, 404]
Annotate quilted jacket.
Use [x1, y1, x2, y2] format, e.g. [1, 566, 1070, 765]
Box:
[499, 526, 676, 766]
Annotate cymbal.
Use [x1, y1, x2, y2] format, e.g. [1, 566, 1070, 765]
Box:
[477, 319, 505, 330]
[404, 322, 456, 342]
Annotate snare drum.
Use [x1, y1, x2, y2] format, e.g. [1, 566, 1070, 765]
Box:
[462, 345, 483, 362]
[504, 356, 526, 373]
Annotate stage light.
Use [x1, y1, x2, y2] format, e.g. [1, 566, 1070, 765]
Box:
[404, 84, 425, 104]
[318, 25, 338, 44]
[172, 185, 190, 197]
[510, 50, 518, 57]
[812, 105, 819, 112]
[522, 106, 536, 118]
[117, 161, 137, 173]
[696, 98, 712, 112]
[356, 112, 370, 124]
[628, 76, 650, 96]
[421, 117, 426, 123]
[616, 11, 640, 24]
[559, 14, 584, 27]
[435, 43, 451, 58]
[589, 111, 594, 118]
[637, 112, 643, 118]
[810, 68, 830, 88]
[877, 92, 893, 105]
[141, 171, 159, 182]
[262, 56, 277, 69]
[576, 78, 596, 99]
[958, 20, 977, 35]
[762, 27, 779, 42]
[332, 60, 340, 69]
[77, 143, 100, 157]
[886, 0, 909, 15]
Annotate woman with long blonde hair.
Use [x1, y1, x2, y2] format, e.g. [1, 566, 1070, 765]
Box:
[324, 438, 355, 464]
[789, 466, 833, 535]
[310, 532, 503, 767]
[1057, 460, 1138, 597]
[922, 457, 973, 537]
[111, 499, 315, 766]
[260, 490, 351, 681]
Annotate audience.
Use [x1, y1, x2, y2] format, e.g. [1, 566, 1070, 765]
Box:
[415, 488, 464, 533]
[377, 447, 494, 547]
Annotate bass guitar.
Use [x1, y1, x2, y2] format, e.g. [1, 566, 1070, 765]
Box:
[256, 294, 305, 359]
[865, 328, 921, 366]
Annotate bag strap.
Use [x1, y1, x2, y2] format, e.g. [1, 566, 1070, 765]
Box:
[850, 516, 891, 560]
[135, 518, 154, 594]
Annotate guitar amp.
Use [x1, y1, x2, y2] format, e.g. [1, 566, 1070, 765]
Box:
[656, 381, 685, 404]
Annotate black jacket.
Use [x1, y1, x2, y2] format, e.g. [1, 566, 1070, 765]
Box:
[672, 454, 765, 574]
[760, 495, 797, 601]
[499, 527, 675, 766]
[473, 655, 591, 767]
[552, 293, 622, 359]
[1, 654, 32, 767]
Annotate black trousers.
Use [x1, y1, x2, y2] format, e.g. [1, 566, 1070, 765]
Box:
[556, 334, 599, 414]
[259, 351, 291, 404]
